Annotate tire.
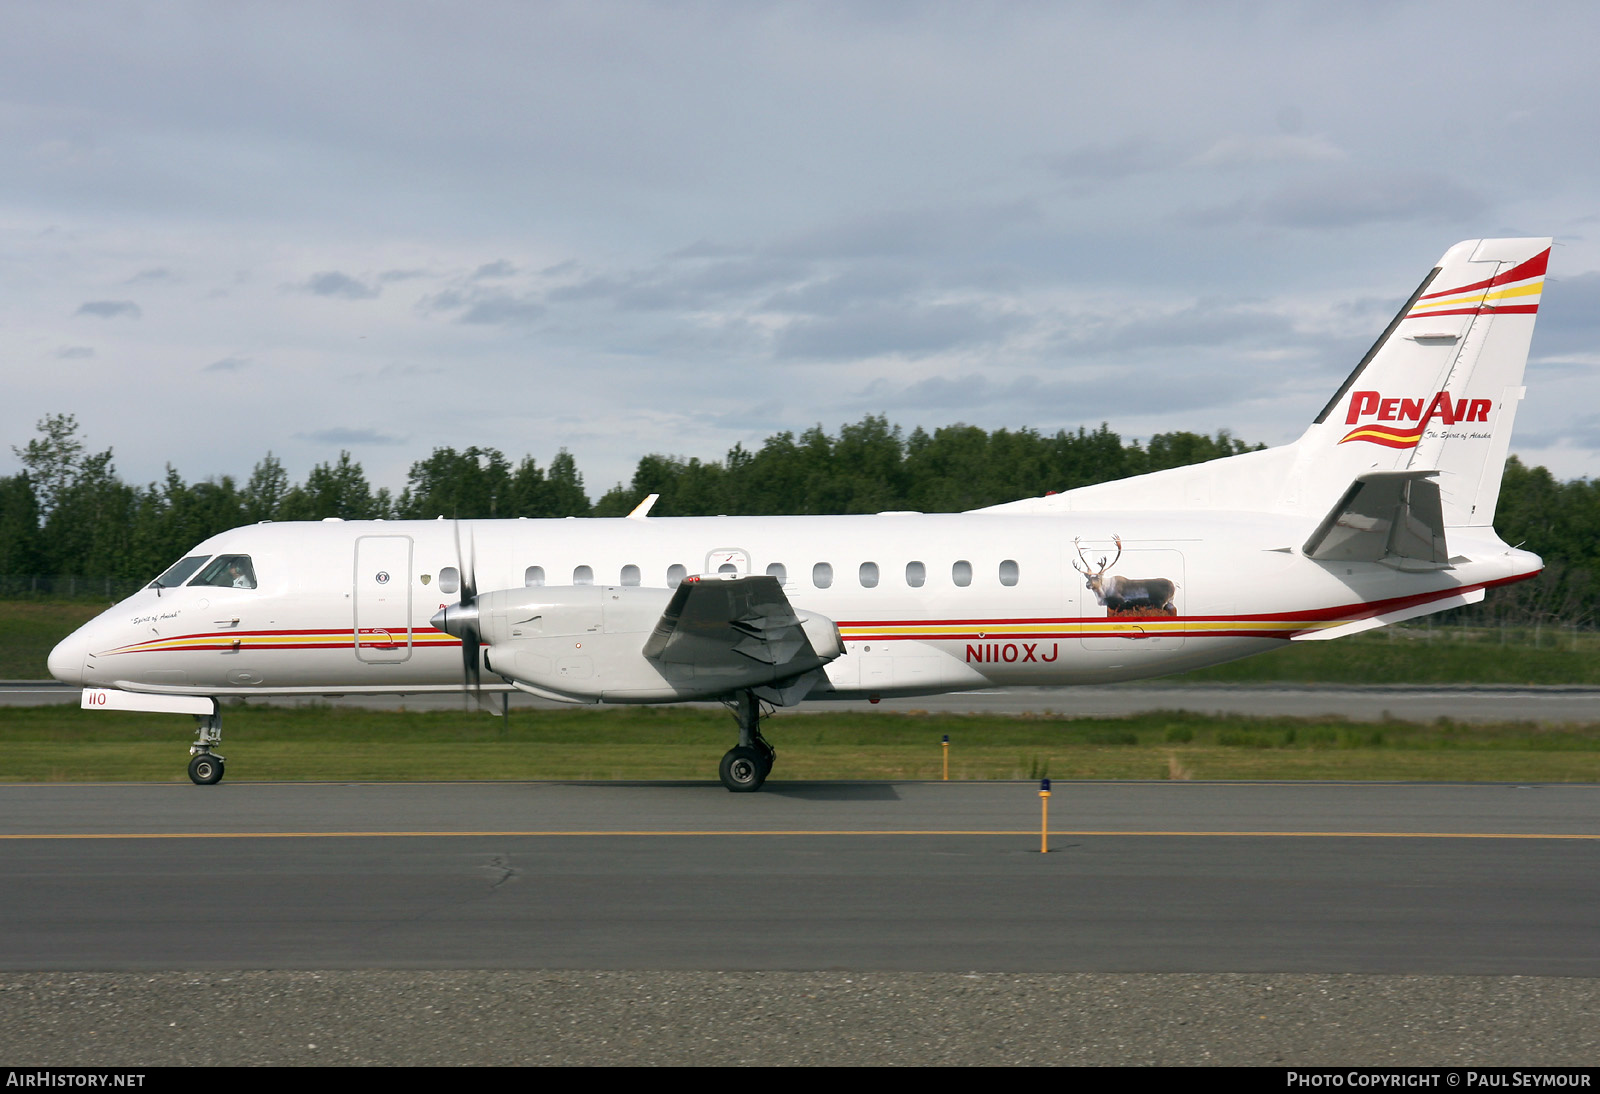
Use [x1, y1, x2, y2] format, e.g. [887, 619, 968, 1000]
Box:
[719, 746, 766, 793]
[188, 754, 224, 786]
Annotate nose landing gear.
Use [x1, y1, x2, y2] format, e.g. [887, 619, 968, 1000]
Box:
[187, 710, 226, 785]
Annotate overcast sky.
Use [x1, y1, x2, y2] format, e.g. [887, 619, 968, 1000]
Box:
[5, 1, 1600, 499]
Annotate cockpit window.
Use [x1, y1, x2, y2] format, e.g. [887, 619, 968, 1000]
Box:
[150, 555, 210, 590]
[189, 554, 258, 590]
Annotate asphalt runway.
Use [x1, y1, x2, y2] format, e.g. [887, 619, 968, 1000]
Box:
[3, 781, 1596, 976]
[8, 681, 1600, 723]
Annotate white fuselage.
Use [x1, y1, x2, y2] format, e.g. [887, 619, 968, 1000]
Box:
[48, 510, 1541, 703]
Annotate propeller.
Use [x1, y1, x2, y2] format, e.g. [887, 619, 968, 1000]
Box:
[429, 519, 482, 710]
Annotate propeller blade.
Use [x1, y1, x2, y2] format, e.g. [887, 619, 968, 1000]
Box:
[452, 519, 481, 707]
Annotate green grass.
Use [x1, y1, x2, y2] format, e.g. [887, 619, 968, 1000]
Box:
[4, 704, 1598, 783]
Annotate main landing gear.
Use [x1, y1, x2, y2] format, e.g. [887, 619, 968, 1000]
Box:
[187, 709, 226, 785]
[719, 691, 775, 793]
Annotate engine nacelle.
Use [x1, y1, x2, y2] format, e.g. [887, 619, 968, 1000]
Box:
[442, 582, 842, 703]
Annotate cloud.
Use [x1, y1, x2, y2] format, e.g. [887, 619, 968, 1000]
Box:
[847, 369, 1239, 420]
[1508, 413, 1600, 450]
[455, 292, 546, 325]
[471, 259, 517, 279]
[547, 255, 808, 312]
[1179, 170, 1486, 230]
[1527, 271, 1600, 359]
[375, 362, 445, 379]
[125, 268, 175, 284]
[203, 356, 250, 372]
[55, 346, 94, 359]
[74, 300, 140, 319]
[775, 202, 1042, 262]
[301, 271, 379, 299]
[1054, 299, 1304, 357]
[379, 268, 427, 283]
[295, 427, 405, 445]
[1189, 134, 1345, 169]
[774, 301, 1028, 361]
[762, 265, 921, 315]
[1048, 139, 1180, 185]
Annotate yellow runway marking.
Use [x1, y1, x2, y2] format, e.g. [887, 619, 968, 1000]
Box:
[1, 829, 1597, 841]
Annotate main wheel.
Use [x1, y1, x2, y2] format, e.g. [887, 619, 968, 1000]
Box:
[188, 754, 225, 786]
[719, 746, 767, 793]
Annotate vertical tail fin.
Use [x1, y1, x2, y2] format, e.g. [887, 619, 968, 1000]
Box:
[1287, 237, 1550, 527]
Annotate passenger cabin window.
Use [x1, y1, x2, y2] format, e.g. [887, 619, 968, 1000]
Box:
[150, 555, 209, 590]
[573, 565, 594, 586]
[621, 564, 641, 587]
[766, 562, 787, 584]
[667, 564, 687, 589]
[999, 559, 1020, 587]
[525, 566, 545, 587]
[439, 566, 459, 594]
[905, 561, 926, 588]
[813, 562, 833, 589]
[859, 562, 879, 588]
[718, 562, 738, 575]
[952, 560, 972, 588]
[190, 554, 258, 590]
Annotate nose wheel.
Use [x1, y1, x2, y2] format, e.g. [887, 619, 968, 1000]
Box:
[187, 710, 226, 785]
[187, 752, 225, 785]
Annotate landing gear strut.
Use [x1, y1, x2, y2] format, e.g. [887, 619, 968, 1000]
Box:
[719, 691, 774, 792]
[187, 710, 225, 785]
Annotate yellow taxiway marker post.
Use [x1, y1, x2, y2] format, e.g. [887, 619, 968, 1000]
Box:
[942, 734, 949, 781]
[1039, 777, 1051, 853]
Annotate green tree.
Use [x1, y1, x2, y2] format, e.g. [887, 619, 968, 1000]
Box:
[400, 446, 514, 519]
[11, 413, 85, 516]
[0, 474, 42, 574]
[242, 453, 291, 523]
[280, 452, 384, 520]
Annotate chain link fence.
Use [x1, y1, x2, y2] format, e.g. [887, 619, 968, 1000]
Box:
[0, 575, 148, 601]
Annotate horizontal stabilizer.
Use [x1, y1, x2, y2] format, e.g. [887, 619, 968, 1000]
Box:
[643, 574, 841, 672]
[1292, 587, 1485, 641]
[1302, 471, 1447, 566]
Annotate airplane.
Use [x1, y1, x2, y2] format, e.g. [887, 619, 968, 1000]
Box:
[48, 237, 1552, 792]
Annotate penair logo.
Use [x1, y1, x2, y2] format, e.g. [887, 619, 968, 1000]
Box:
[1336, 245, 1549, 449]
[1339, 391, 1492, 449]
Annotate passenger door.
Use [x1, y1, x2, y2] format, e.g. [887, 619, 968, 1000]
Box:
[354, 535, 414, 663]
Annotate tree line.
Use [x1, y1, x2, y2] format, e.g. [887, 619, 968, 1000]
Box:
[1, 413, 1593, 625]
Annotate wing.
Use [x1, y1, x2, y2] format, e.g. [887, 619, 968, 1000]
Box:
[642, 573, 838, 671]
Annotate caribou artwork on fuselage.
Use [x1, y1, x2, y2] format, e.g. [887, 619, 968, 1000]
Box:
[1073, 536, 1179, 618]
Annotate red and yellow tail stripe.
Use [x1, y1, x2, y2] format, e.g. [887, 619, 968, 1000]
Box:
[1335, 423, 1424, 449]
[1408, 247, 1548, 320]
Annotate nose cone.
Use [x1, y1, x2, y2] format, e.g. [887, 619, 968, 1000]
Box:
[430, 601, 478, 639]
[48, 627, 91, 686]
